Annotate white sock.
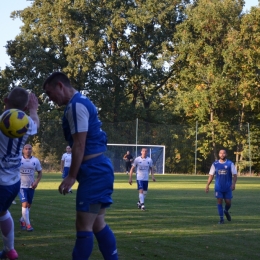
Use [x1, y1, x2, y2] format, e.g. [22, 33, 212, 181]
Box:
[22, 207, 30, 225]
[139, 193, 144, 204]
[0, 211, 14, 251]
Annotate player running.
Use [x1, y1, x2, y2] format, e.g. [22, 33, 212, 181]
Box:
[205, 149, 237, 224]
[19, 144, 42, 232]
[129, 148, 156, 210]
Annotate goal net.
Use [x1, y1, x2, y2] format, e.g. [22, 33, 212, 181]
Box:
[105, 144, 165, 174]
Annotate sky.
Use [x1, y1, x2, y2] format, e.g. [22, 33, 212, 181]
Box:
[0, 0, 259, 69]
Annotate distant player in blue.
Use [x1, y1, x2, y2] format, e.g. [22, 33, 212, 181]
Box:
[43, 72, 118, 260]
[205, 149, 237, 224]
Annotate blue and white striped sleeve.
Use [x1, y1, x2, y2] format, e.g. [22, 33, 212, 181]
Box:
[67, 103, 90, 134]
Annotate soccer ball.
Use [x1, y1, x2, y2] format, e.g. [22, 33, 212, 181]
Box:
[0, 109, 29, 138]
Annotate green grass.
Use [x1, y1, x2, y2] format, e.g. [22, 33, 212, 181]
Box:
[9, 174, 260, 260]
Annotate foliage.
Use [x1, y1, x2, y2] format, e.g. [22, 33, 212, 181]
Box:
[2, 0, 260, 172]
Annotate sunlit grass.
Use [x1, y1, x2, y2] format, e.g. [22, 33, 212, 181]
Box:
[9, 174, 260, 259]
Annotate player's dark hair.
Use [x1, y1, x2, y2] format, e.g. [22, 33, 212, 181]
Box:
[43, 72, 71, 89]
[7, 87, 29, 110]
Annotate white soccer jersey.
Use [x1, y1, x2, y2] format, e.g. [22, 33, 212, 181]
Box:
[133, 156, 153, 181]
[61, 153, 72, 167]
[20, 156, 42, 188]
[0, 117, 37, 186]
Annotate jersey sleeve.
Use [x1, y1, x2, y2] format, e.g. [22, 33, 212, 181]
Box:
[67, 103, 89, 134]
[35, 158, 42, 171]
[231, 163, 237, 175]
[209, 164, 215, 175]
[27, 117, 37, 135]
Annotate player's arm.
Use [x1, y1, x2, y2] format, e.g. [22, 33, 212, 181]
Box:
[32, 170, 42, 189]
[150, 167, 156, 182]
[59, 132, 86, 194]
[27, 93, 40, 128]
[129, 165, 135, 185]
[231, 163, 237, 191]
[205, 164, 215, 193]
[60, 159, 65, 173]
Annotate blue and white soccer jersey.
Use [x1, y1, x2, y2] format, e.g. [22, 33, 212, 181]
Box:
[62, 92, 107, 155]
[209, 159, 237, 199]
[133, 156, 153, 181]
[62, 92, 114, 211]
[133, 156, 153, 191]
[19, 156, 42, 204]
[0, 116, 37, 211]
[20, 156, 42, 188]
[61, 153, 72, 178]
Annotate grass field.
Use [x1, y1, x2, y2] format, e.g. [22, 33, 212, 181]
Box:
[8, 173, 260, 260]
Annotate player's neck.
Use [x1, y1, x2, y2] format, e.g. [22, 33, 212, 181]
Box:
[219, 159, 227, 163]
[24, 155, 31, 159]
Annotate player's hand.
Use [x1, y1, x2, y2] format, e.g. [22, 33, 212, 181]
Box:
[129, 178, 132, 185]
[205, 185, 209, 193]
[152, 177, 156, 182]
[31, 182, 38, 189]
[27, 93, 39, 111]
[231, 184, 236, 191]
[59, 176, 76, 195]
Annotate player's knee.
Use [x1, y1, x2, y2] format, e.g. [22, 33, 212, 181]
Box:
[93, 214, 106, 233]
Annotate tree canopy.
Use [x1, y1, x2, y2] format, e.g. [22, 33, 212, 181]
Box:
[1, 0, 260, 173]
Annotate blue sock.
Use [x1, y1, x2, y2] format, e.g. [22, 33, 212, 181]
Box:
[72, 231, 93, 260]
[225, 204, 231, 212]
[217, 204, 224, 221]
[95, 225, 118, 260]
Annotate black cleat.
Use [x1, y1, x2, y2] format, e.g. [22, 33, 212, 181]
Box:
[224, 210, 231, 221]
[218, 220, 224, 224]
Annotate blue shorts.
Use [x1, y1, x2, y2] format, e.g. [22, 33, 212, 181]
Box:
[19, 188, 35, 204]
[62, 167, 70, 179]
[76, 154, 114, 212]
[136, 180, 148, 191]
[0, 180, 20, 212]
[215, 190, 233, 199]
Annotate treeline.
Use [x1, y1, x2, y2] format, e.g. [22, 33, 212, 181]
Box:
[1, 0, 260, 173]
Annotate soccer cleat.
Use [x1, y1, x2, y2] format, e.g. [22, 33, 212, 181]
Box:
[137, 201, 141, 209]
[0, 249, 18, 260]
[218, 220, 224, 224]
[26, 224, 34, 232]
[224, 210, 231, 221]
[20, 220, 26, 230]
[141, 203, 145, 211]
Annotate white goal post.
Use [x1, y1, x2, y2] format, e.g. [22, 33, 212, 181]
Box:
[105, 143, 165, 174]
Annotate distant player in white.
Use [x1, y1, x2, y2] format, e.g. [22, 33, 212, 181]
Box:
[19, 144, 42, 232]
[61, 146, 72, 192]
[129, 148, 156, 210]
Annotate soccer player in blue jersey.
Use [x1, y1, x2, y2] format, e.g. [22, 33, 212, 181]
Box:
[0, 88, 39, 260]
[129, 148, 156, 210]
[205, 149, 237, 224]
[43, 72, 118, 260]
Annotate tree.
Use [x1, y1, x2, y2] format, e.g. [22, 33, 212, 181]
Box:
[172, 0, 245, 160]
